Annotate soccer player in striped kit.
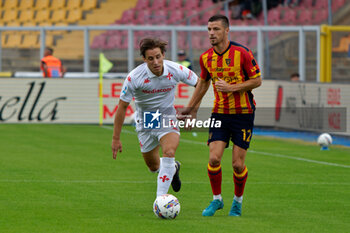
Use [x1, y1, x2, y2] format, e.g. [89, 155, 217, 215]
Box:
[181, 15, 261, 216]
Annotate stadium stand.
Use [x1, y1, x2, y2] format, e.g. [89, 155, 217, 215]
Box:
[0, 0, 349, 78]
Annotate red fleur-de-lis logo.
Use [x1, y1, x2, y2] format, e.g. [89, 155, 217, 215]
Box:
[166, 73, 173, 80]
[127, 76, 131, 81]
[159, 175, 169, 182]
[144, 78, 150, 83]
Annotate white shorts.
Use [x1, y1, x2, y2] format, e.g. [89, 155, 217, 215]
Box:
[137, 128, 180, 153]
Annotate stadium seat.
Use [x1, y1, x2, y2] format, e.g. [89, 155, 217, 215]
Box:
[66, 9, 82, 23]
[152, 10, 168, 24]
[2, 9, 19, 23]
[135, 0, 150, 11]
[300, 0, 314, 8]
[119, 36, 128, 49]
[183, 0, 199, 10]
[81, 0, 98, 10]
[35, 0, 50, 10]
[201, 36, 211, 49]
[192, 34, 203, 49]
[314, 0, 328, 9]
[235, 35, 249, 46]
[42, 34, 54, 46]
[200, 0, 214, 10]
[177, 33, 188, 49]
[18, 0, 34, 10]
[1, 34, 7, 47]
[313, 8, 328, 23]
[167, 0, 182, 10]
[187, 9, 201, 25]
[4, 34, 22, 48]
[108, 34, 125, 49]
[298, 9, 313, 25]
[135, 9, 152, 24]
[35, 9, 50, 22]
[333, 35, 350, 52]
[18, 9, 34, 23]
[51, 0, 66, 9]
[267, 8, 281, 24]
[151, 0, 167, 10]
[50, 9, 67, 23]
[332, 0, 345, 11]
[168, 10, 184, 24]
[66, 0, 82, 9]
[90, 34, 107, 49]
[201, 9, 217, 24]
[248, 36, 257, 49]
[19, 34, 39, 48]
[2, 0, 18, 10]
[282, 9, 297, 25]
[120, 9, 135, 24]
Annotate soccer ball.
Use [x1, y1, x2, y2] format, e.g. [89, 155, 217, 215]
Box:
[153, 194, 180, 219]
[317, 133, 332, 147]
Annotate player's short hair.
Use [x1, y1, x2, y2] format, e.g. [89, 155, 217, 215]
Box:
[45, 47, 54, 54]
[208, 14, 229, 28]
[139, 37, 167, 58]
[290, 72, 300, 78]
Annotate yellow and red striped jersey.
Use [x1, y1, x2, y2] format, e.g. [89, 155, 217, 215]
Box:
[200, 41, 261, 114]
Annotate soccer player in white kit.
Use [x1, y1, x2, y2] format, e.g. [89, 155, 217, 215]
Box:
[111, 38, 198, 197]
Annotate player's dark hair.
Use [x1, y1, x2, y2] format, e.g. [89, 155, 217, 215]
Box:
[45, 47, 54, 54]
[208, 14, 229, 28]
[140, 38, 167, 58]
[290, 72, 300, 78]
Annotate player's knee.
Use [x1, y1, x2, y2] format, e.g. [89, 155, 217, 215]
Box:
[148, 164, 160, 173]
[232, 161, 244, 173]
[209, 155, 221, 167]
[163, 148, 176, 157]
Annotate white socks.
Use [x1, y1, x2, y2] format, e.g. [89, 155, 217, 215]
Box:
[213, 194, 222, 201]
[234, 195, 243, 203]
[156, 157, 176, 196]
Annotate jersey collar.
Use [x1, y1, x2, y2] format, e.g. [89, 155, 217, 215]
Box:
[213, 41, 231, 56]
[146, 61, 168, 78]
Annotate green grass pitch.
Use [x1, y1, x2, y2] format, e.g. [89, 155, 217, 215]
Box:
[1, 124, 350, 233]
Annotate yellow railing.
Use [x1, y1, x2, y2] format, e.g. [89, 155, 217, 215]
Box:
[320, 25, 350, 83]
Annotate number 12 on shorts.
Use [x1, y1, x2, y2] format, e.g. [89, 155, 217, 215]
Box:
[241, 129, 252, 142]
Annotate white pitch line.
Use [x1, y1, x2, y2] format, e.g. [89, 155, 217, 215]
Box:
[249, 150, 350, 169]
[102, 126, 350, 169]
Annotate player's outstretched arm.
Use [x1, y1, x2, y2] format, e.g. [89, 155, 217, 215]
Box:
[112, 99, 129, 159]
[178, 79, 210, 121]
[187, 78, 210, 110]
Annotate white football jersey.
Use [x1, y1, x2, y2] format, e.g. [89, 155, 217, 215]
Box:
[120, 60, 198, 131]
